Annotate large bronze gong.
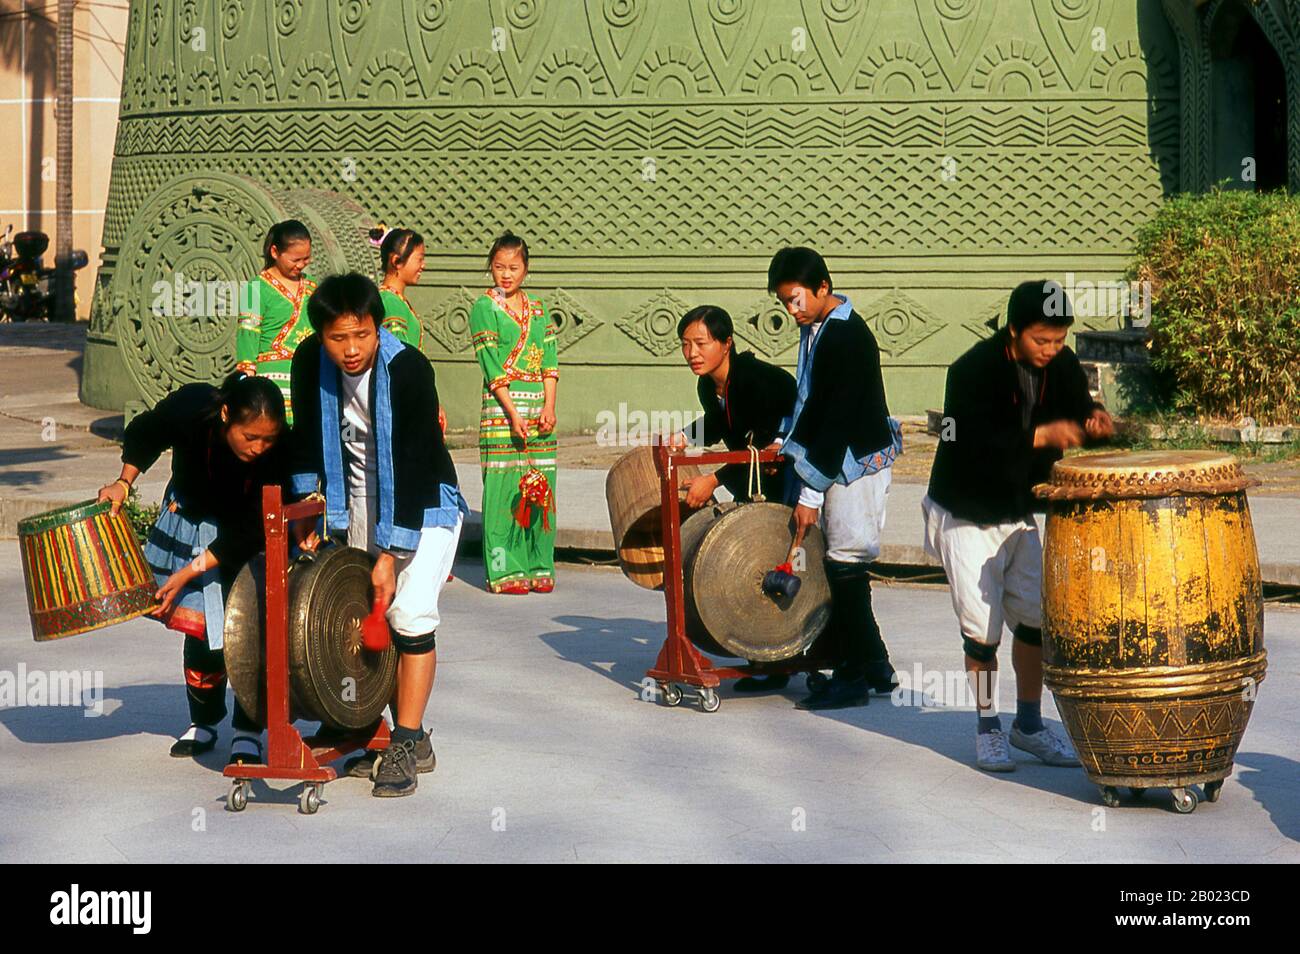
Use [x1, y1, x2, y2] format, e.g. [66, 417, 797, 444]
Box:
[223, 545, 397, 730]
[681, 502, 830, 662]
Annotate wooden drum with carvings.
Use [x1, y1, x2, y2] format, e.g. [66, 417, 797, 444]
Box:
[1035, 451, 1267, 812]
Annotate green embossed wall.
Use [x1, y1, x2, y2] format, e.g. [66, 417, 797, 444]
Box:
[81, 1, 1291, 427]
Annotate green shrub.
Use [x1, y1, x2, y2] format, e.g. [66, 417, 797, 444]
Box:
[1126, 187, 1300, 424]
[122, 492, 159, 545]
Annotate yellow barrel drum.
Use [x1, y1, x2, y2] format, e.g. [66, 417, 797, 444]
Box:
[1036, 451, 1266, 813]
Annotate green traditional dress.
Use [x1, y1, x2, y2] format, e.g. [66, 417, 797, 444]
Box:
[470, 288, 558, 592]
[379, 287, 422, 348]
[235, 268, 316, 426]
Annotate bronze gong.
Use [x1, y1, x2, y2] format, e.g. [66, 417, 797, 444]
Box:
[682, 502, 831, 662]
[223, 545, 398, 730]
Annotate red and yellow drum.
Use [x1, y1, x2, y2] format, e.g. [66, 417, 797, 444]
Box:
[1036, 451, 1267, 812]
[18, 500, 158, 641]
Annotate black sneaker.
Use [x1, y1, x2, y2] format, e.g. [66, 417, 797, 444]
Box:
[169, 724, 216, 758]
[372, 739, 418, 797]
[733, 673, 791, 694]
[867, 661, 900, 695]
[796, 675, 870, 710]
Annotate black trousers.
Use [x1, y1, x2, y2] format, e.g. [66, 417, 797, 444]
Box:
[809, 560, 891, 680]
[182, 634, 260, 732]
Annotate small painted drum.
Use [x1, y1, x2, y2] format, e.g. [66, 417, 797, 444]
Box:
[1036, 451, 1267, 801]
[605, 445, 712, 590]
[18, 500, 158, 641]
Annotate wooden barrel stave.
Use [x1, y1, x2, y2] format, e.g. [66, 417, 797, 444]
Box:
[605, 446, 710, 590]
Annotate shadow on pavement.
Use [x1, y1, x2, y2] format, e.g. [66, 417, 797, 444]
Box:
[1232, 751, 1300, 843]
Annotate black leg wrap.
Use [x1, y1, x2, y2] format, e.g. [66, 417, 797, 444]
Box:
[962, 635, 999, 663]
[819, 560, 891, 679]
[1013, 624, 1042, 646]
[392, 630, 436, 655]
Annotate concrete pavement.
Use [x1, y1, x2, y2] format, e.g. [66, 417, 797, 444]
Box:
[1, 547, 1296, 863]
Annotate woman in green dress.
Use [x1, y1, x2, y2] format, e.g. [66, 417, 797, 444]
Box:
[377, 227, 425, 349]
[469, 231, 558, 594]
[235, 220, 314, 426]
[376, 227, 447, 435]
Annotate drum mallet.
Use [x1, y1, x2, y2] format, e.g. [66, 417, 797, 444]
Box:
[762, 525, 808, 599]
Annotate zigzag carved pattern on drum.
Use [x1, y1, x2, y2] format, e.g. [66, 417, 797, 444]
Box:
[98, 150, 1166, 256]
[1072, 701, 1247, 741]
[111, 100, 1169, 157]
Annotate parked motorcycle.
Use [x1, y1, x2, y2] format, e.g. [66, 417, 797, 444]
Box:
[0, 225, 89, 322]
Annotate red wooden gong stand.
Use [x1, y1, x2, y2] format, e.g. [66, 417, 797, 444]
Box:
[222, 485, 389, 814]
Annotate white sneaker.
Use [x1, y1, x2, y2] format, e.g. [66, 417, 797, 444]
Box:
[975, 728, 1016, 772]
[1010, 724, 1080, 767]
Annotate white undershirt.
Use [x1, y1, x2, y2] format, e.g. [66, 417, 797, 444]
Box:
[340, 367, 378, 498]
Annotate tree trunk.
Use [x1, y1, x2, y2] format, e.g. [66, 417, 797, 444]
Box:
[54, 0, 74, 322]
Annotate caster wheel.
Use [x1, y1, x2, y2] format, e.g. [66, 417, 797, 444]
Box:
[1171, 787, 1197, 814]
[1128, 787, 1146, 799]
[805, 672, 829, 693]
[299, 783, 322, 815]
[227, 780, 249, 813]
[660, 683, 682, 707]
[699, 687, 721, 713]
[1203, 779, 1223, 803]
[1100, 785, 1121, 808]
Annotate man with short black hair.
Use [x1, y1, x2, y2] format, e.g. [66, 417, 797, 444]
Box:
[767, 247, 903, 710]
[924, 278, 1113, 772]
[290, 272, 467, 797]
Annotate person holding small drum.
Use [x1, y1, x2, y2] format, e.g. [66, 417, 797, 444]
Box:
[97, 373, 289, 764]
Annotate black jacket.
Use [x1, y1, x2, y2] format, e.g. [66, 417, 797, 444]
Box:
[289, 333, 461, 552]
[785, 311, 894, 491]
[685, 350, 796, 500]
[121, 383, 289, 574]
[926, 327, 1102, 524]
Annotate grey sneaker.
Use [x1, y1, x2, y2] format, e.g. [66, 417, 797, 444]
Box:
[975, 728, 1016, 773]
[346, 733, 434, 780]
[372, 739, 418, 798]
[1010, 724, 1080, 766]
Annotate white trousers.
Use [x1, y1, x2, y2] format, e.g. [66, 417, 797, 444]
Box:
[820, 468, 891, 563]
[347, 494, 461, 638]
[921, 494, 1042, 646]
